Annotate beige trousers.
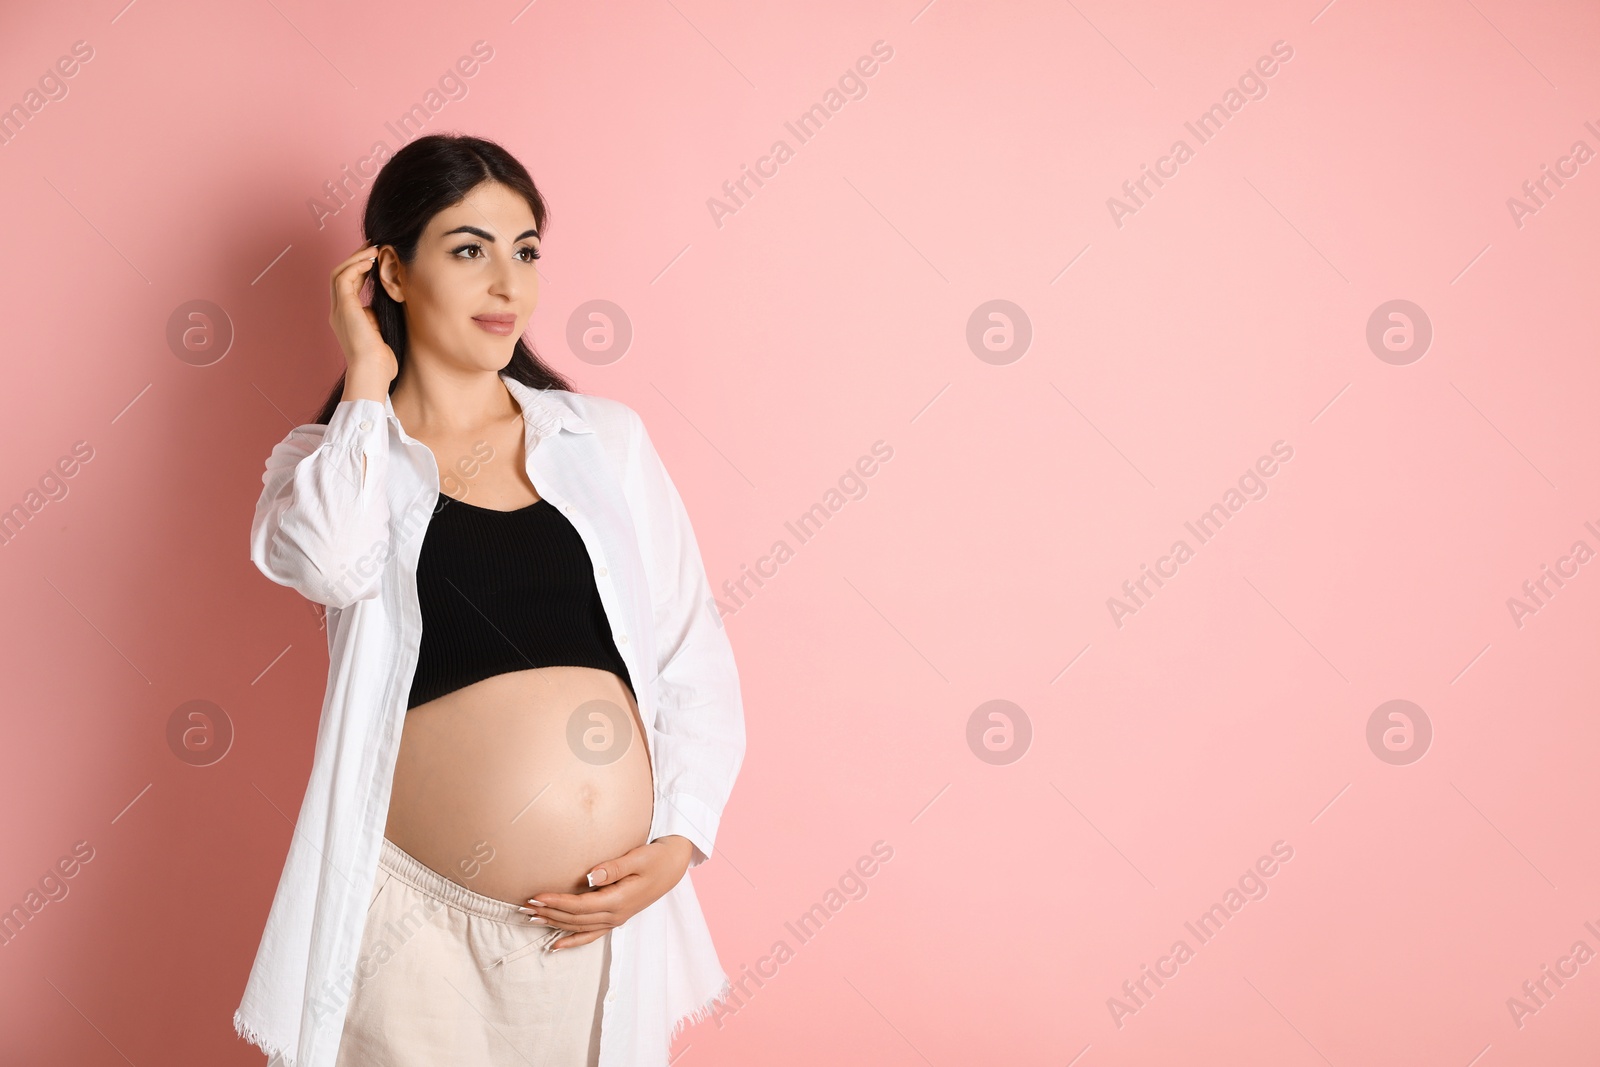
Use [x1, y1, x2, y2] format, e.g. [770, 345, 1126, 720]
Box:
[333, 836, 611, 1067]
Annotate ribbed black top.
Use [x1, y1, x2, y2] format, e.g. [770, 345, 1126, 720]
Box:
[406, 492, 634, 710]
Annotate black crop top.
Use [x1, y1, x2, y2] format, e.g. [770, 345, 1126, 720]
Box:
[406, 492, 635, 710]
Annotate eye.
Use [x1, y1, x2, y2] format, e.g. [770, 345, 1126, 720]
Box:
[450, 242, 541, 261]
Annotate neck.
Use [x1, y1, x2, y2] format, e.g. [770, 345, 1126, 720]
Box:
[390, 366, 515, 436]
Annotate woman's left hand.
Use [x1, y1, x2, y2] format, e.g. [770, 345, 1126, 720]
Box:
[519, 835, 696, 950]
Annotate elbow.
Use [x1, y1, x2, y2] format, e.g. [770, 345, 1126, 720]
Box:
[251, 522, 385, 609]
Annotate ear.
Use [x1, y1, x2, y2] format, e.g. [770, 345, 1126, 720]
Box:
[375, 246, 405, 304]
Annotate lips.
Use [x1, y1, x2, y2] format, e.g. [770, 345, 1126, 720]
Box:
[472, 313, 518, 337]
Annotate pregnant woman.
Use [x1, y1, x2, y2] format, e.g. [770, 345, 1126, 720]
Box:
[233, 134, 745, 1067]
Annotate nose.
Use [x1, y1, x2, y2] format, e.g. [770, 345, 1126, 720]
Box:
[488, 257, 520, 300]
[489, 249, 535, 300]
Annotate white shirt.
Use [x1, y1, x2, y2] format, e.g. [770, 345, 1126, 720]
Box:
[233, 372, 746, 1067]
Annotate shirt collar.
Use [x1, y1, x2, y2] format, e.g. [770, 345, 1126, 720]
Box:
[381, 371, 593, 439]
[501, 372, 593, 435]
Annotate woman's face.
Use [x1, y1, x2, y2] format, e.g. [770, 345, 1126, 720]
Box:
[378, 180, 542, 374]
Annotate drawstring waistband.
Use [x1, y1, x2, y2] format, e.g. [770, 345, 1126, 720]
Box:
[378, 836, 528, 924]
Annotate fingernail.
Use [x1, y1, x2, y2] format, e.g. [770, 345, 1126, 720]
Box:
[586, 869, 605, 887]
[526, 899, 546, 907]
[526, 916, 546, 925]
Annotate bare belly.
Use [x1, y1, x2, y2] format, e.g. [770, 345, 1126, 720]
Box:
[384, 666, 654, 904]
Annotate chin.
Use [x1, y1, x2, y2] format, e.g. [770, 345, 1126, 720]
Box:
[468, 344, 512, 369]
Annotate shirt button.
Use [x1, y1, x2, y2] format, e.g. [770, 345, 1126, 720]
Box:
[618, 634, 629, 644]
[596, 567, 607, 577]
[564, 504, 573, 514]
[358, 419, 372, 431]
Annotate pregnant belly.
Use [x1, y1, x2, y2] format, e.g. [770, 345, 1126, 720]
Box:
[383, 666, 654, 904]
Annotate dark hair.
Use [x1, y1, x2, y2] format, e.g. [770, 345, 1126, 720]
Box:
[310, 133, 575, 425]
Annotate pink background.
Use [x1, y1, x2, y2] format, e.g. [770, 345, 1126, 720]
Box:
[2, 0, 1597, 1063]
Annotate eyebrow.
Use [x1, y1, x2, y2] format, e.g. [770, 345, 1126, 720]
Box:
[442, 225, 539, 243]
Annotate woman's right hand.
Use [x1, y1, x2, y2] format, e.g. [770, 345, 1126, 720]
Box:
[330, 244, 398, 399]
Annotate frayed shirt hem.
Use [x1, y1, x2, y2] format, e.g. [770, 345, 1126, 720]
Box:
[234, 1008, 294, 1066]
[668, 975, 736, 1046]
